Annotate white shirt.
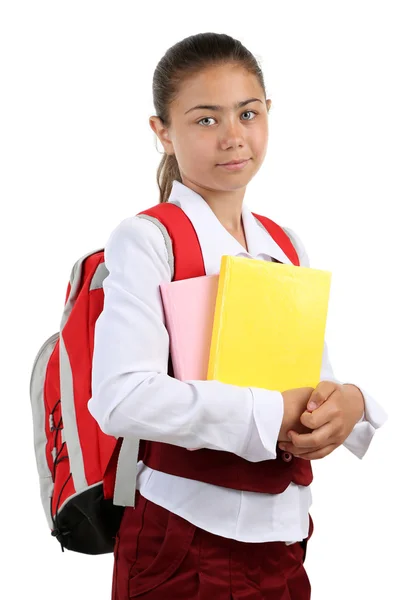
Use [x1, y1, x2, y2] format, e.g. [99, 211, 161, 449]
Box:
[88, 179, 388, 543]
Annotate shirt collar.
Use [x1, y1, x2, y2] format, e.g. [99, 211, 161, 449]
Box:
[167, 179, 294, 275]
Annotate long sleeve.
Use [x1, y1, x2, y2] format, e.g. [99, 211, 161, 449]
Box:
[88, 216, 282, 462]
[282, 225, 388, 459]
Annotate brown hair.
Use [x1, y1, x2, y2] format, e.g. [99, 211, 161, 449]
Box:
[152, 32, 268, 203]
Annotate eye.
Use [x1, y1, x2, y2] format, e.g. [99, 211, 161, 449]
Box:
[198, 117, 216, 127]
[197, 110, 257, 127]
[241, 110, 257, 121]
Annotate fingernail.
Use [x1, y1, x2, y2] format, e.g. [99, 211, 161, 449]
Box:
[308, 401, 317, 410]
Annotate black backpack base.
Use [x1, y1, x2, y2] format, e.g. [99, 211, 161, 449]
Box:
[51, 483, 125, 555]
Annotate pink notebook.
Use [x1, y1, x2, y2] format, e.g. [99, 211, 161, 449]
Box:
[159, 274, 219, 381]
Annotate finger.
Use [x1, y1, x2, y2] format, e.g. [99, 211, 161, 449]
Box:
[299, 393, 340, 430]
[278, 438, 317, 455]
[307, 382, 340, 411]
[281, 444, 317, 456]
[286, 421, 335, 450]
[307, 390, 326, 412]
[294, 444, 338, 460]
[300, 407, 331, 431]
[278, 437, 337, 456]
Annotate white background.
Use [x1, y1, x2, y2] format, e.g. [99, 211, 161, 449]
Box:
[1, 1, 414, 598]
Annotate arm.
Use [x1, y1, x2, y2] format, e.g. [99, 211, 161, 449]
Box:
[87, 216, 283, 462]
[283, 225, 388, 458]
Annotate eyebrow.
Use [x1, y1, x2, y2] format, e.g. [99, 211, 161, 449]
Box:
[184, 97, 263, 115]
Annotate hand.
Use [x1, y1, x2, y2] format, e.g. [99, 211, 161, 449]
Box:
[278, 380, 365, 460]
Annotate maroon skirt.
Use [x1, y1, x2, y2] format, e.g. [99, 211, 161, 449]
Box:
[112, 491, 314, 599]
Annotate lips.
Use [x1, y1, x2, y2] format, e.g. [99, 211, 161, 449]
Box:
[218, 158, 250, 165]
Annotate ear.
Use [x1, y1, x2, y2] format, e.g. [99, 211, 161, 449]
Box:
[266, 99, 272, 113]
[149, 116, 175, 156]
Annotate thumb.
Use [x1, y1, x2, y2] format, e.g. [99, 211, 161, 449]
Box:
[307, 390, 326, 412]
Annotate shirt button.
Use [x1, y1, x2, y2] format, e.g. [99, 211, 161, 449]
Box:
[281, 451, 293, 462]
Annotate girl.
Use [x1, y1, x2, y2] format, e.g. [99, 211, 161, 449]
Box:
[88, 32, 387, 600]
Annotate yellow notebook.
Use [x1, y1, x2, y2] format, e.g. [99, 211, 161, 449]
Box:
[206, 256, 332, 391]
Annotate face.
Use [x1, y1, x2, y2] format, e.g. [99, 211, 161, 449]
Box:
[150, 63, 272, 194]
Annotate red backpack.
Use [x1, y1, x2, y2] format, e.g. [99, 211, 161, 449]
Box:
[29, 202, 298, 555]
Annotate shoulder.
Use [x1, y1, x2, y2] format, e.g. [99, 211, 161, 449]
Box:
[104, 214, 173, 277]
[280, 225, 310, 268]
[106, 213, 166, 245]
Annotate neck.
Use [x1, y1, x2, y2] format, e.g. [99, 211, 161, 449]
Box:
[180, 176, 246, 233]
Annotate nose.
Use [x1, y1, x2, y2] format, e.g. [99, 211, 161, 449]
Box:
[219, 118, 245, 150]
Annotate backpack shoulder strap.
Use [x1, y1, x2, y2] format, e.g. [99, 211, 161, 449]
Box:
[138, 203, 206, 280]
[110, 203, 206, 508]
[252, 213, 300, 266]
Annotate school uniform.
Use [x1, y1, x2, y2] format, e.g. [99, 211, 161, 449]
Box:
[88, 179, 388, 599]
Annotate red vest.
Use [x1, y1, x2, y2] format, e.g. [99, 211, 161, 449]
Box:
[132, 202, 313, 494]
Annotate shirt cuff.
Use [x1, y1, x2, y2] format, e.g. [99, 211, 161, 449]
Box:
[240, 387, 284, 462]
[342, 384, 388, 459]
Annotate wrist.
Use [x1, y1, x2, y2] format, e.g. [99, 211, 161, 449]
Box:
[279, 388, 313, 441]
[342, 383, 365, 423]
